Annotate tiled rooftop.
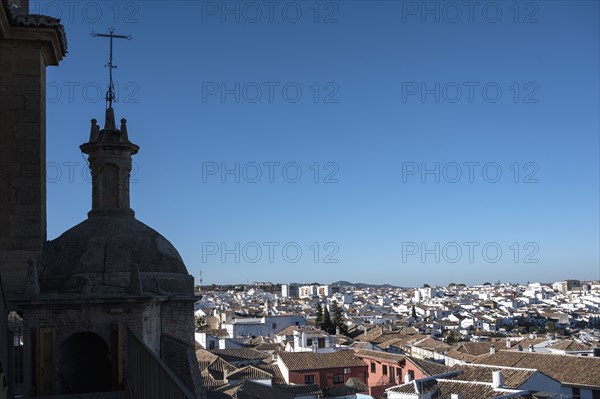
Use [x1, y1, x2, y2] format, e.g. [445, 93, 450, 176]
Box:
[448, 364, 538, 388]
[278, 350, 367, 371]
[475, 350, 600, 388]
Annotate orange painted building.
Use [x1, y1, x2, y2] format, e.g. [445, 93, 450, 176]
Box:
[355, 349, 405, 397]
[277, 350, 368, 392]
[355, 349, 450, 397]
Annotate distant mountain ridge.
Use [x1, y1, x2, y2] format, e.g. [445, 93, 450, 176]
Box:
[331, 281, 401, 289]
[289, 281, 401, 288]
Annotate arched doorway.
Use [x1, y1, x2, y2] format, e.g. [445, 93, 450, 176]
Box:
[56, 332, 111, 394]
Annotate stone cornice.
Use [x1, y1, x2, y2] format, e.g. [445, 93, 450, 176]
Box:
[0, 3, 66, 65]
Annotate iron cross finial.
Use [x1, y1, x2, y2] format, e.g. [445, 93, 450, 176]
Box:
[91, 28, 133, 109]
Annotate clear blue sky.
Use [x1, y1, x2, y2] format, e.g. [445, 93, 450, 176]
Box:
[40, 1, 599, 287]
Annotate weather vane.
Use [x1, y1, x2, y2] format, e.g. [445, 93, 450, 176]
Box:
[91, 28, 133, 109]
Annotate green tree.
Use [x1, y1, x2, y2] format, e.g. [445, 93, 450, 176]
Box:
[331, 302, 347, 334]
[322, 306, 334, 334]
[315, 303, 323, 326]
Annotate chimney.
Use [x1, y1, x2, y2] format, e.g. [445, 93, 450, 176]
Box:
[506, 339, 512, 349]
[451, 395, 463, 399]
[294, 331, 301, 349]
[492, 371, 504, 388]
[528, 344, 535, 353]
[490, 344, 496, 355]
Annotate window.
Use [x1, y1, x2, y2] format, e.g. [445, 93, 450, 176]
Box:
[333, 374, 344, 384]
[370, 362, 376, 373]
[304, 375, 315, 384]
[407, 370, 415, 381]
[272, 323, 277, 330]
[318, 338, 326, 348]
[208, 341, 215, 350]
[11, 325, 24, 385]
[572, 388, 581, 399]
[307, 338, 313, 347]
[592, 389, 600, 399]
[383, 365, 388, 375]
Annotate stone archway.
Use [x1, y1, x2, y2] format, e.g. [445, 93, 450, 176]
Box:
[56, 331, 111, 394]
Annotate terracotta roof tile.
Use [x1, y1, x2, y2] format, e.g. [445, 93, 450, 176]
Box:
[455, 342, 498, 357]
[278, 350, 367, 371]
[548, 339, 593, 351]
[406, 356, 450, 376]
[226, 365, 273, 381]
[474, 350, 600, 388]
[210, 348, 270, 363]
[448, 364, 538, 388]
[256, 363, 287, 385]
[413, 337, 452, 352]
[387, 379, 531, 399]
[355, 349, 405, 364]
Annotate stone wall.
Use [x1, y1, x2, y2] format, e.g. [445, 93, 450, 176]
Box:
[0, 46, 47, 296]
[161, 300, 195, 346]
[22, 301, 162, 352]
[22, 300, 158, 393]
[0, 4, 66, 298]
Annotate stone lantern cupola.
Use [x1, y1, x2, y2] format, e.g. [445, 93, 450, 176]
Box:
[31, 106, 195, 297]
[80, 108, 139, 218]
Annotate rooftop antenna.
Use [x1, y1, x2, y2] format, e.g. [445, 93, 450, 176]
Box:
[91, 28, 133, 109]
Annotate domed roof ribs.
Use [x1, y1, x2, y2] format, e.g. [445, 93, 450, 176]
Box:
[129, 263, 143, 295]
[24, 258, 40, 297]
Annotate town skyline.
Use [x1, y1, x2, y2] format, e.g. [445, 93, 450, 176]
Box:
[197, 278, 600, 289]
[2, 1, 599, 398]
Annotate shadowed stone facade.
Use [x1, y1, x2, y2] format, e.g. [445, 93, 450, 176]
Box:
[15, 107, 203, 397]
[0, 0, 66, 297]
[1, 1, 204, 396]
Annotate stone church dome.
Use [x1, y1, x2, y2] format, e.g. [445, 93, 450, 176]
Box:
[39, 215, 193, 296]
[37, 108, 194, 297]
